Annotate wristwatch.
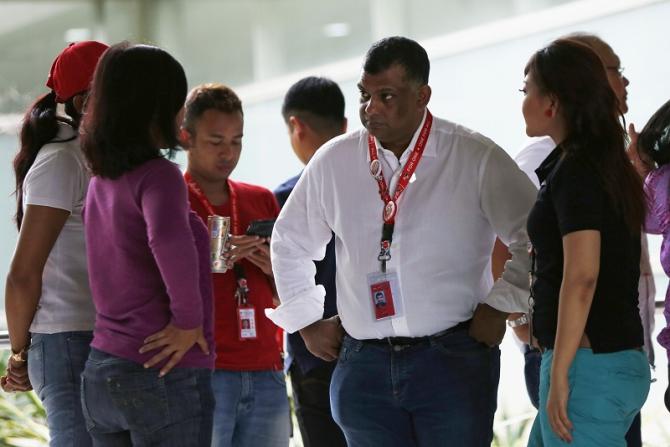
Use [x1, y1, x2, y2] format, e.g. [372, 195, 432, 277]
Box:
[506, 314, 529, 328]
[10, 346, 28, 364]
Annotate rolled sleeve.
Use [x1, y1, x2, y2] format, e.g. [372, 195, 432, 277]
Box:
[267, 155, 334, 332]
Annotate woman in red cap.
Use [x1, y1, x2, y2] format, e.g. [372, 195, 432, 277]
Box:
[3, 41, 108, 446]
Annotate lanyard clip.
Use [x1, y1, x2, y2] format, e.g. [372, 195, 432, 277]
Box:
[378, 240, 391, 261]
[378, 239, 391, 273]
[236, 277, 249, 305]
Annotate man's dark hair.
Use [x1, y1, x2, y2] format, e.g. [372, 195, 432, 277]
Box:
[183, 83, 243, 136]
[282, 76, 345, 136]
[82, 42, 187, 179]
[363, 36, 430, 85]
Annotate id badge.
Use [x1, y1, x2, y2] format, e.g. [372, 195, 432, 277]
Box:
[367, 270, 404, 321]
[237, 306, 257, 340]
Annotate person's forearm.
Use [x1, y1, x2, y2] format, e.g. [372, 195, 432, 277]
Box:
[551, 281, 595, 378]
[5, 274, 41, 351]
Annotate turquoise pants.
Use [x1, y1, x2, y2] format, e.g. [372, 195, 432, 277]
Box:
[528, 348, 650, 447]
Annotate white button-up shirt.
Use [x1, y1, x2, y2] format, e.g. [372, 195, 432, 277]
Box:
[266, 112, 537, 339]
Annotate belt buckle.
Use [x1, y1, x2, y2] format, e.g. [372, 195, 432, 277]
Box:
[386, 337, 412, 351]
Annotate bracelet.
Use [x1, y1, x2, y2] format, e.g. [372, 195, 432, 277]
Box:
[9, 346, 29, 364]
[507, 314, 529, 328]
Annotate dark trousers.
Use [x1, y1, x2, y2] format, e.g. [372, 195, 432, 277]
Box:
[290, 362, 346, 447]
[524, 345, 642, 447]
[330, 329, 500, 447]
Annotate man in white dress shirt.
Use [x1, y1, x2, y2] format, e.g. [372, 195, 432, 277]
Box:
[266, 36, 536, 446]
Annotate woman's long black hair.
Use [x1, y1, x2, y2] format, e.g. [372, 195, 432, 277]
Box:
[525, 39, 645, 234]
[13, 93, 80, 230]
[81, 42, 187, 179]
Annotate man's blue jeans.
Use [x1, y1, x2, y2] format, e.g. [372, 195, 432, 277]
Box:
[80, 348, 214, 447]
[28, 331, 93, 447]
[330, 327, 500, 447]
[211, 370, 290, 447]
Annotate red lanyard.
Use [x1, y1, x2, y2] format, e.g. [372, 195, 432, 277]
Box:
[367, 111, 433, 271]
[184, 172, 240, 235]
[184, 172, 250, 303]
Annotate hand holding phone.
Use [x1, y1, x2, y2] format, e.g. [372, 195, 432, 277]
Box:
[245, 219, 275, 238]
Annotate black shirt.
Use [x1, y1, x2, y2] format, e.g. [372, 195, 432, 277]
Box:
[527, 146, 643, 353]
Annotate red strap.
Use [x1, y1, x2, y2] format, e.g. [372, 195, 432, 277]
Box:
[367, 111, 433, 224]
[184, 172, 240, 235]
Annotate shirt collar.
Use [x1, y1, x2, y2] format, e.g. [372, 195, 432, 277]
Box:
[366, 109, 436, 162]
[535, 144, 563, 184]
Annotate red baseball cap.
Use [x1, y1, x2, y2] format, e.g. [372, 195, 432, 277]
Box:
[46, 41, 109, 103]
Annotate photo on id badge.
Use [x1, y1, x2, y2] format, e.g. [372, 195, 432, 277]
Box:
[367, 270, 404, 320]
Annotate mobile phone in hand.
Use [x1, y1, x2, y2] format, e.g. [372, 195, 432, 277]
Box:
[245, 219, 275, 238]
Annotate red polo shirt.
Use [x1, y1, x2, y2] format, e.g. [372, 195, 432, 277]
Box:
[188, 179, 282, 371]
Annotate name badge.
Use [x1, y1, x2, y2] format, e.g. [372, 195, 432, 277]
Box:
[367, 270, 404, 321]
[238, 306, 257, 340]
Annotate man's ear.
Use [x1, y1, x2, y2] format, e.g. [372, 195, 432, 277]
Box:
[179, 128, 192, 149]
[418, 85, 432, 108]
[288, 116, 305, 140]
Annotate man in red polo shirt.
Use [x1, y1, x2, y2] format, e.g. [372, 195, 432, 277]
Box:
[181, 83, 289, 447]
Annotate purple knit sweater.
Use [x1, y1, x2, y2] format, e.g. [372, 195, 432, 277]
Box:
[84, 157, 214, 369]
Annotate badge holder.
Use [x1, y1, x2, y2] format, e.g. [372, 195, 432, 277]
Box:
[367, 270, 404, 321]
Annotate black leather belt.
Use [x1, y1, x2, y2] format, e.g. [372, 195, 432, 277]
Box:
[358, 320, 471, 348]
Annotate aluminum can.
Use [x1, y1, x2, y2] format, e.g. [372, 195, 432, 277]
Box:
[208, 215, 231, 273]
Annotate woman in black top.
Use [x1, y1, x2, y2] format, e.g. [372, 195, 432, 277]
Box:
[521, 39, 650, 446]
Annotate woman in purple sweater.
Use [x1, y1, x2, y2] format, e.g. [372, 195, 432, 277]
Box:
[634, 99, 670, 414]
[79, 42, 215, 446]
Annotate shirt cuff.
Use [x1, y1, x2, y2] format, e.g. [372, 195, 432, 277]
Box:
[484, 278, 530, 314]
[264, 285, 326, 334]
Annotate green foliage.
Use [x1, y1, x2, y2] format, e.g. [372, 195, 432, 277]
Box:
[492, 407, 535, 447]
[0, 352, 48, 447]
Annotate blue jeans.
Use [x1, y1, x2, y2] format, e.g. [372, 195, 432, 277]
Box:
[80, 348, 214, 446]
[528, 348, 650, 447]
[330, 329, 500, 447]
[28, 331, 93, 447]
[211, 369, 290, 447]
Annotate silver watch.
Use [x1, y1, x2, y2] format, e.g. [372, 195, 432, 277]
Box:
[506, 314, 529, 328]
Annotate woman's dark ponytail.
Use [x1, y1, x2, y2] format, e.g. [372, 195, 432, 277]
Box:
[13, 91, 75, 230]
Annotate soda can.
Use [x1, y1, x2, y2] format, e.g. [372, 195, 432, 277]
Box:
[208, 215, 231, 273]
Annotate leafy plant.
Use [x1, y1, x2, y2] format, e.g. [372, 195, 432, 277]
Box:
[0, 352, 48, 447]
[492, 407, 535, 447]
